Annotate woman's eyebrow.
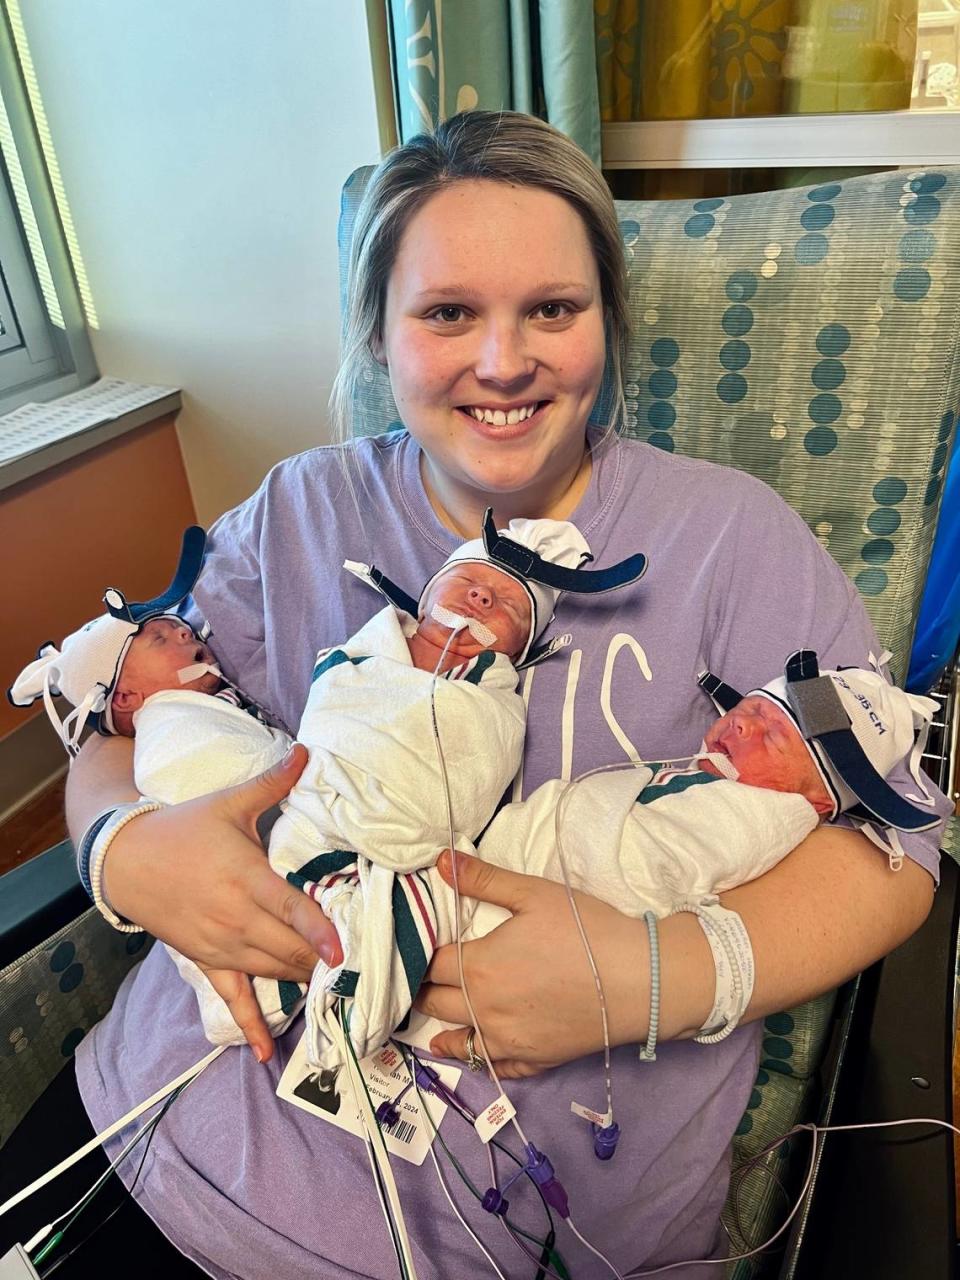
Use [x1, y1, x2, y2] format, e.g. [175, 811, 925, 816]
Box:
[413, 280, 592, 302]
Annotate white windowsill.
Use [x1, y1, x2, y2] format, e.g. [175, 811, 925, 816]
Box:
[0, 377, 182, 494]
[602, 109, 960, 169]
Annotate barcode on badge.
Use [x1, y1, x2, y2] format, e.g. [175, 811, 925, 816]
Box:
[385, 1117, 417, 1144]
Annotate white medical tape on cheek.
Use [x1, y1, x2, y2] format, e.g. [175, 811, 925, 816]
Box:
[429, 603, 498, 648]
[176, 662, 221, 685]
[695, 749, 740, 781]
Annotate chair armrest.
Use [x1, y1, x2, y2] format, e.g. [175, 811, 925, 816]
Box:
[790, 853, 959, 1278]
[0, 841, 89, 971]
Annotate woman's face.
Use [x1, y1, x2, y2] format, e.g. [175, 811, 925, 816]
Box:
[379, 179, 607, 527]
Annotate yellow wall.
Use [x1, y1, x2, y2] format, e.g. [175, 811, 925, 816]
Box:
[1, 416, 196, 741]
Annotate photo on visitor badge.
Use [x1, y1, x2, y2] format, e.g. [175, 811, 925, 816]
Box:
[277, 1032, 462, 1166]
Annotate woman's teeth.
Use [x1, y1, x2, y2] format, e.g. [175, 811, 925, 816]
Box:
[467, 403, 538, 425]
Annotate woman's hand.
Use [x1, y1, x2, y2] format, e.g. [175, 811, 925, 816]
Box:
[98, 744, 343, 1062]
[415, 850, 657, 1078]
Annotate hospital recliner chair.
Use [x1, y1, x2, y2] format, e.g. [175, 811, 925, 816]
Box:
[2, 163, 959, 1279]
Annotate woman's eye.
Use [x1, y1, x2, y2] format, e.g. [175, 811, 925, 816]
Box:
[536, 301, 569, 320]
[430, 305, 465, 323]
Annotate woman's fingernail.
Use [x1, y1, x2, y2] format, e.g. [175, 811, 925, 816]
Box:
[254, 1046, 266, 1063]
[282, 745, 297, 767]
[438, 850, 451, 876]
[319, 940, 341, 969]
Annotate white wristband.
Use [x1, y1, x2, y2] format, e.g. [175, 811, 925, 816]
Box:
[89, 801, 162, 933]
[672, 896, 755, 1043]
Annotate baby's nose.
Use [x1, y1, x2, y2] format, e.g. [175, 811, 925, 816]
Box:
[467, 584, 492, 608]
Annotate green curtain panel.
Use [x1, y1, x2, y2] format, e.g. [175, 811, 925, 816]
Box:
[377, 0, 602, 163]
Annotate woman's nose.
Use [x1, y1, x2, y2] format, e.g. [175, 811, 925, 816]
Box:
[474, 321, 534, 386]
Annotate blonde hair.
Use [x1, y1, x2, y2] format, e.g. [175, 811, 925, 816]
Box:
[329, 110, 629, 445]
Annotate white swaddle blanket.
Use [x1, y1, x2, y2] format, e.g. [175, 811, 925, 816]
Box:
[138, 607, 525, 1061]
[470, 765, 820, 935]
[132, 689, 294, 1040]
[268, 605, 525, 1065]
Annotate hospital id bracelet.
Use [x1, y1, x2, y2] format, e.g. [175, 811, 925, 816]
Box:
[672, 897, 755, 1043]
[87, 800, 162, 932]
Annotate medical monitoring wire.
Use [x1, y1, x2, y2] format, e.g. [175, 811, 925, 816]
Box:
[402, 1046, 572, 1280]
[337, 1002, 417, 1280]
[35, 1080, 185, 1277]
[428, 626, 531, 1148]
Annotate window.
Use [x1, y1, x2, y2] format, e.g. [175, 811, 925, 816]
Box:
[598, 2, 960, 187]
[0, 0, 95, 416]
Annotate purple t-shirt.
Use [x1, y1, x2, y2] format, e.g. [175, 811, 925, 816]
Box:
[77, 430, 946, 1279]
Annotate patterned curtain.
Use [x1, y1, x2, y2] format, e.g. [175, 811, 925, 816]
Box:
[371, 0, 602, 164]
[595, 0, 919, 123]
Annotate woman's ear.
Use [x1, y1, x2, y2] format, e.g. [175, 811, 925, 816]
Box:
[369, 328, 387, 367]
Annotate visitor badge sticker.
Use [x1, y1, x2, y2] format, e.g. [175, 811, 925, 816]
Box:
[277, 1033, 461, 1166]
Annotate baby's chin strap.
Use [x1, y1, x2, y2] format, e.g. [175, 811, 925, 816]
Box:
[864, 650, 940, 811]
[41, 670, 106, 756]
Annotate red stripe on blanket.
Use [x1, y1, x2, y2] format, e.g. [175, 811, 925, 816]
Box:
[405, 873, 437, 948]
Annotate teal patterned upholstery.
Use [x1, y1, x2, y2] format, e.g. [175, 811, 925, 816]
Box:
[0, 852, 151, 1152]
[340, 166, 960, 684]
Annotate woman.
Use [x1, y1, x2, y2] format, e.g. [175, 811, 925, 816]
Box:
[63, 112, 946, 1277]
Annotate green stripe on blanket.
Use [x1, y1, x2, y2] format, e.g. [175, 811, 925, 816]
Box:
[285, 849, 356, 889]
[332, 970, 359, 997]
[278, 980, 302, 1015]
[461, 650, 496, 685]
[637, 770, 719, 804]
[312, 650, 371, 681]
[392, 879, 430, 998]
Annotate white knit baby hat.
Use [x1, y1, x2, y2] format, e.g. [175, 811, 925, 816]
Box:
[8, 526, 208, 754]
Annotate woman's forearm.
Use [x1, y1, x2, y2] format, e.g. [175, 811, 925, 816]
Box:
[640, 824, 934, 1044]
[65, 732, 138, 843]
[422, 829, 935, 1071]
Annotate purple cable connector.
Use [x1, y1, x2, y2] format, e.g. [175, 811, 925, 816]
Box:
[522, 1143, 569, 1219]
[376, 1099, 401, 1128]
[413, 1058, 441, 1092]
[593, 1121, 621, 1161]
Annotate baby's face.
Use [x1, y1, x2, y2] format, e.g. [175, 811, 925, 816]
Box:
[418, 562, 532, 661]
[700, 695, 832, 811]
[119, 617, 221, 701]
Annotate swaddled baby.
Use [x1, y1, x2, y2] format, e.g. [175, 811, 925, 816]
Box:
[469, 651, 941, 954]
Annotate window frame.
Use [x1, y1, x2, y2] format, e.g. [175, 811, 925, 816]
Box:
[0, 0, 96, 418]
[601, 109, 960, 170]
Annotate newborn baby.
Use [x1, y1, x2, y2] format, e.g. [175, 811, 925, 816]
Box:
[469, 652, 940, 953]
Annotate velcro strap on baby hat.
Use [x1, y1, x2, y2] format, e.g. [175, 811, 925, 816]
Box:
[104, 525, 207, 623]
[342, 560, 419, 616]
[481, 507, 647, 595]
[696, 670, 744, 714]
